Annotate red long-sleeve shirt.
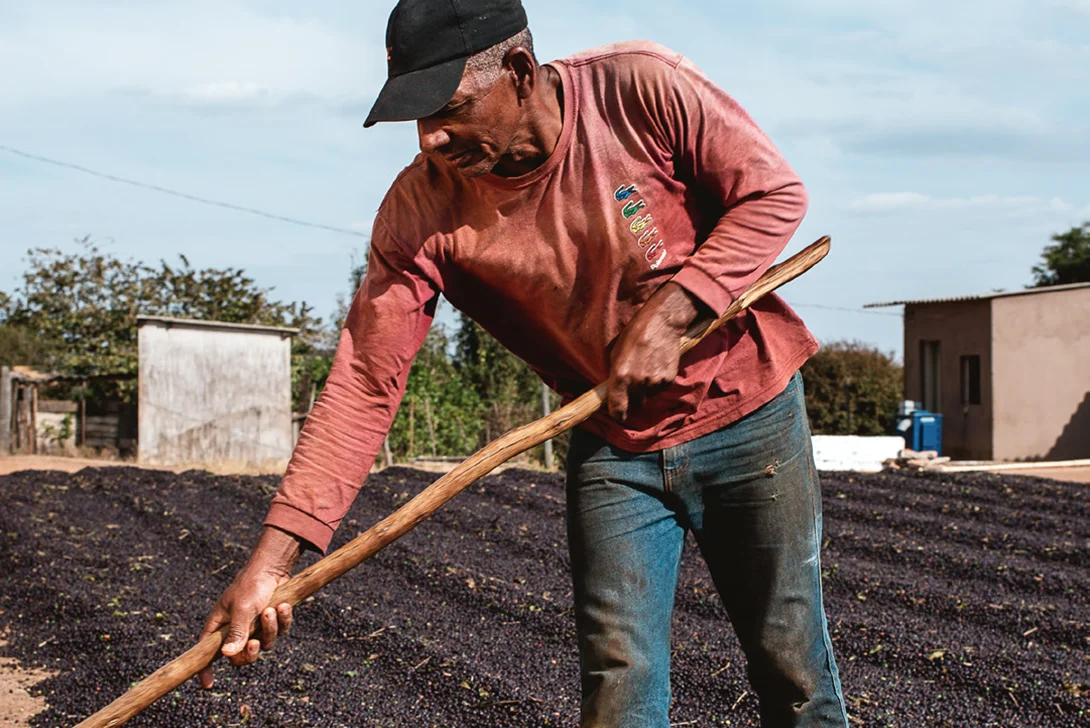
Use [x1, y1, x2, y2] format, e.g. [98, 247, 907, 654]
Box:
[266, 41, 818, 552]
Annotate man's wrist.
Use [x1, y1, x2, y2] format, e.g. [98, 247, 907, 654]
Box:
[248, 525, 302, 577]
[657, 282, 704, 332]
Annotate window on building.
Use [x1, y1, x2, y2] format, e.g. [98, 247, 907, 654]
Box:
[961, 355, 981, 406]
[920, 340, 941, 413]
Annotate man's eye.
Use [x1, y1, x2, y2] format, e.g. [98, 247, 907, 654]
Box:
[430, 98, 470, 121]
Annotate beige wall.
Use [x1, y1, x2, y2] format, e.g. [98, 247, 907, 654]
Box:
[992, 288, 1090, 460]
[903, 300, 993, 459]
[138, 321, 294, 467]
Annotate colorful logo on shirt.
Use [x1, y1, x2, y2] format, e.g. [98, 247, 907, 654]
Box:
[614, 184, 667, 270]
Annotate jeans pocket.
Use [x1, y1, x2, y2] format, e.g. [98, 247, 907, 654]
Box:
[691, 373, 808, 484]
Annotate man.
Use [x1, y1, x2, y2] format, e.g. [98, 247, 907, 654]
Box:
[199, 1, 848, 725]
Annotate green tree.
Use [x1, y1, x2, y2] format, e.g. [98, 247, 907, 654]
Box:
[0, 323, 52, 369]
[1032, 222, 1090, 287]
[294, 246, 368, 413]
[4, 239, 157, 390]
[0, 291, 52, 368]
[387, 325, 483, 460]
[153, 254, 318, 333]
[331, 249, 369, 333]
[453, 313, 543, 444]
[802, 341, 902, 436]
[4, 237, 321, 401]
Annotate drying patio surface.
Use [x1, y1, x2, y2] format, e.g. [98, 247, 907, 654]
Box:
[0, 464, 1086, 726]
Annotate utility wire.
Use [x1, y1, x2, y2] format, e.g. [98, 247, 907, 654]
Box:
[0, 145, 910, 314]
[789, 302, 902, 317]
[0, 143, 368, 238]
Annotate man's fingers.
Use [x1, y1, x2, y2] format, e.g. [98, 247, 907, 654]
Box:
[198, 665, 214, 689]
[259, 608, 278, 651]
[608, 378, 629, 421]
[227, 638, 261, 667]
[277, 603, 293, 636]
[245, 638, 260, 663]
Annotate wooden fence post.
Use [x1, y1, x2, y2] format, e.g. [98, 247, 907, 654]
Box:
[408, 397, 415, 459]
[0, 367, 11, 454]
[30, 385, 38, 455]
[382, 435, 393, 468]
[424, 397, 437, 456]
[80, 380, 87, 448]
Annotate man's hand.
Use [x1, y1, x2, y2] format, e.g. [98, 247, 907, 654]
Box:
[196, 526, 302, 689]
[607, 282, 705, 422]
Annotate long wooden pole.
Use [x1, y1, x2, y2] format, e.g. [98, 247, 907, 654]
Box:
[75, 236, 830, 728]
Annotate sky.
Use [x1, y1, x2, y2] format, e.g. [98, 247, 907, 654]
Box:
[1, 0, 1087, 358]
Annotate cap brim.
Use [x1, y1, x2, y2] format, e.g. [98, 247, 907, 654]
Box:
[364, 56, 468, 128]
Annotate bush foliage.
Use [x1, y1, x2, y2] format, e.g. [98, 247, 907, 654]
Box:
[802, 341, 903, 436]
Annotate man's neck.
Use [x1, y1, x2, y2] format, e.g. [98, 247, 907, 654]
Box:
[492, 65, 565, 178]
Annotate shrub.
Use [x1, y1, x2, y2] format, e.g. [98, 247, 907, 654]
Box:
[802, 341, 902, 436]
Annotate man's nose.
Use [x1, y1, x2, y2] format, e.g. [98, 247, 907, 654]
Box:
[417, 119, 451, 155]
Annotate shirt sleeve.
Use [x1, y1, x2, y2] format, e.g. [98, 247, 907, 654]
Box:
[655, 57, 809, 316]
[264, 217, 438, 553]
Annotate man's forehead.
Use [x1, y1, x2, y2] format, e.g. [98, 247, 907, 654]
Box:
[438, 67, 484, 107]
[455, 66, 487, 95]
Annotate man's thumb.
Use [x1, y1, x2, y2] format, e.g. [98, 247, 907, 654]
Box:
[222, 621, 251, 655]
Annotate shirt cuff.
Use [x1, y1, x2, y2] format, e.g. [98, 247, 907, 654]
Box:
[671, 265, 735, 317]
[264, 502, 335, 555]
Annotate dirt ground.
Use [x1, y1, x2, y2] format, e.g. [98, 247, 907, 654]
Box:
[0, 454, 285, 477]
[0, 631, 52, 728]
[1002, 466, 1090, 484]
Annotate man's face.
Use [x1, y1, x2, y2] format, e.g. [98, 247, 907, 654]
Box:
[416, 66, 523, 178]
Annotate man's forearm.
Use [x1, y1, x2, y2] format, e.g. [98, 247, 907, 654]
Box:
[246, 525, 302, 577]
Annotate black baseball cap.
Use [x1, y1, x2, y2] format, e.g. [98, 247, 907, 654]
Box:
[364, 0, 529, 128]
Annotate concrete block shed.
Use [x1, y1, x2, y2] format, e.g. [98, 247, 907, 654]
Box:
[867, 282, 1090, 461]
[136, 316, 298, 467]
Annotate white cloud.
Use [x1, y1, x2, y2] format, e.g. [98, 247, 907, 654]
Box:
[847, 193, 1086, 217]
[1051, 0, 1090, 13]
[183, 82, 271, 104]
[675, 0, 1090, 162]
[0, 2, 381, 106]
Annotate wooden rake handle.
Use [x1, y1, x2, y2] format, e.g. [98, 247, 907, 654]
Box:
[75, 235, 830, 727]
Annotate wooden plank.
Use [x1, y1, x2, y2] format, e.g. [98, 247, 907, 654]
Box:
[38, 400, 79, 414]
[84, 416, 120, 426]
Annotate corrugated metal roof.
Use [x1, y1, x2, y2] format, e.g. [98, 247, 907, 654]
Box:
[136, 316, 300, 335]
[864, 281, 1090, 308]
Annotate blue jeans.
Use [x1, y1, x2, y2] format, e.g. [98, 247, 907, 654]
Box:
[566, 372, 848, 727]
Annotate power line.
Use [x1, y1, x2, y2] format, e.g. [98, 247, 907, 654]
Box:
[0, 144, 914, 312]
[789, 302, 898, 316]
[0, 143, 368, 239]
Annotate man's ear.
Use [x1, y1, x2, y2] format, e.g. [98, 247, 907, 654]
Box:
[505, 47, 537, 101]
